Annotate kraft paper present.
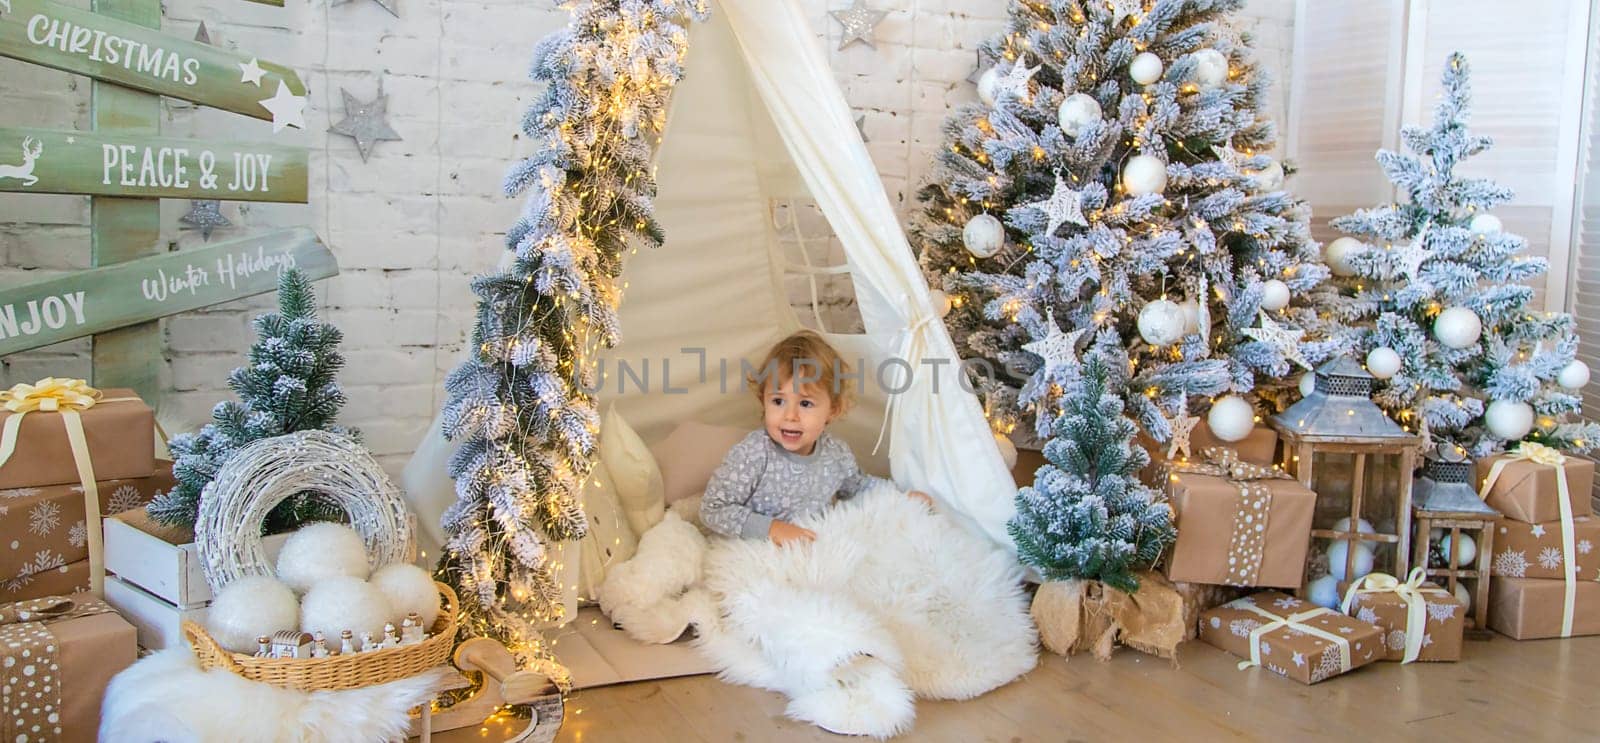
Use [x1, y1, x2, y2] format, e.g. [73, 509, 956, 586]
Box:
[0, 463, 174, 582]
[1197, 591, 1383, 684]
[1140, 423, 1278, 487]
[1, 559, 91, 603]
[1488, 576, 1600, 640]
[1475, 453, 1594, 524]
[0, 388, 155, 489]
[0, 594, 135, 743]
[1490, 516, 1600, 581]
[1163, 458, 1316, 589]
[1340, 573, 1465, 662]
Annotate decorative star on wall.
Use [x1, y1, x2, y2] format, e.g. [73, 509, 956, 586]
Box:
[329, 82, 402, 161]
[238, 58, 267, 87]
[258, 81, 307, 134]
[1242, 312, 1311, 370]
[1023, 313, 1087, 377]
[830, 0, 888, 50]
[1024, 172, 1088, 237]
[180, 200, 231, 241]
[193, 21, 213, 45]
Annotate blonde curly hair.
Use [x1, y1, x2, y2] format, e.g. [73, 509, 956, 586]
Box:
[746, 330, 856, 416]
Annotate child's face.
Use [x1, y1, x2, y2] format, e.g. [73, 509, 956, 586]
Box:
[762, 376, 835, 456]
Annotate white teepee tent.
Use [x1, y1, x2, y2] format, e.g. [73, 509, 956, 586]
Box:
[404, 0, 1017, 599]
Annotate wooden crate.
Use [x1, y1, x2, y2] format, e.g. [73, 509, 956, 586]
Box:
[104, 509, 291, 608]
[105, 575, 208, 650]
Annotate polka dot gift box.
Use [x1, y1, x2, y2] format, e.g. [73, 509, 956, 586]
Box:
[1161, 448, 1318, 589]
[0, 594, 135, 742]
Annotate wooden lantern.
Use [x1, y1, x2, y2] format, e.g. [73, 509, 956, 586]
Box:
[1411, 451, 1500, 638]
[1269, 357, 1423, 588]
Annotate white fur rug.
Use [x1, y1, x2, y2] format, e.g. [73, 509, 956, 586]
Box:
[600, 485, 1038, 738]
[99, 648, 455, 742]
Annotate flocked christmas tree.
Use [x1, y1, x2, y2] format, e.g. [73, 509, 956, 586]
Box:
[1009, 350, 1174, 591]
[1325, 52, 1598, 457]
[915, 0, 1336, 451]
[148, 268, 353, 531]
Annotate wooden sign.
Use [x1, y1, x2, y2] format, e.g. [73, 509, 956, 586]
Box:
[0, 126, 308, 202]
[0, 0, 306, 124]
[0, 228, 337, 356]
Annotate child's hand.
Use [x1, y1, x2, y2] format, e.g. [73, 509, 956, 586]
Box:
[768, 520, 816, 546]
[908, 490, 933, 509]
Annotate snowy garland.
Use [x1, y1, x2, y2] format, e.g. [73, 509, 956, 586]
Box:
[436, 0, 708, 666]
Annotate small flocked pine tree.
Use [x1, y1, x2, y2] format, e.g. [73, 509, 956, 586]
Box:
[1326, 52, 1599, 457]
[1009, 350, 1175, 592]
[916, 0, 1336, 450]
[148, 268, 354, 531]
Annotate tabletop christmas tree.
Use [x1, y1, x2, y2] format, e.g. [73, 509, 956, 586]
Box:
[915, 0, 1334, 451]
[148, 268, 354, 530]
[1325, 52, 1598, 456]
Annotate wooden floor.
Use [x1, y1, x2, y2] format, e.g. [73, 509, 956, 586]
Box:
[449, 634, 1600, 742]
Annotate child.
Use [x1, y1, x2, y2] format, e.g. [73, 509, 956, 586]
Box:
[701, 330, 931, 545]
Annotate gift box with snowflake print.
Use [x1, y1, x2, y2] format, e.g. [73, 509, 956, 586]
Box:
[1489, 577, 1600, 640]
[1341, 581, 1465, 662]
[1475, 454, 1594, 524]
[0, 463, 174, 601]
[1197, 592, 1383, 684]
[1490, 517, 1600, 582]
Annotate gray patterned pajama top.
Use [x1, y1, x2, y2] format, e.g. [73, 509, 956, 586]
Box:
[700, 429, 892, 539]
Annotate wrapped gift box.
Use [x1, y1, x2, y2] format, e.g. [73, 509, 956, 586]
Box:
[1488, 576, 1600, 640]
[1198, 591, 1383, 684]
[1162, 452, 1315, 589]
[1490, 516, 1600, 581]
[1475, 453, 1594, 524]
[0, 388, 155, 489]
[1140, 423, 1278, 487]
[0, 594, 136, 742]
[0, 463, 174, 583]
[1175, 581, 1246, 641]
[1, 559, 91, 603]
[1341, 577, 1466, 662]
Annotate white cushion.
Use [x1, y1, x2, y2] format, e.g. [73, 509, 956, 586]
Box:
[577, 460, 639, 603]
[600, 405, 667, 536]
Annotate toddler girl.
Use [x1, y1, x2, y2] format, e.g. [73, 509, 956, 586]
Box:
[701, 330, 930, 545]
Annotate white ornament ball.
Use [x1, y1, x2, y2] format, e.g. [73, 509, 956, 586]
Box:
[300, 576, 395, 644]
[1130, 52, 1164, 85]
[1433, 306, 1483, 350]
[276, 522, 371, 594]
[370, 562, 441, 630]
[1558, 360, 1591, 390]
[962, 213, 1005, 259]
[929, 289, 952, 319]
[994, 432, 1019, 470]
[1327, 540, 1376, 582]
[1251, 160, 1285, 191]
[1207, 395, 1255, 443]
[1365, 347, 1402, 380]
[1122, 154, 1168, 196]
[1323, 237, 1363, 277]
[1191, 49, 1229, 89]
[1137, 299, 1186, 346]
[1178, 299, 1201, 335]
[1438, 532, 1477, 566]
[977, 66, 1002, 107]
[1307, 574, 1341, 610]
[1453, 581, 1472, 612]
[206, 576, 300, 654]
[1333, 517, 1376, 535]
[1259, 279, 1291, 312]
[1469, 213, 1503, 235]
[1298, 372, 1316, 397]
[1056, 93, 1103, 138]
[1485, 400, 1535, 441]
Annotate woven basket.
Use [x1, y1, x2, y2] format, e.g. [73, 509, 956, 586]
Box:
[183, 581, 458, 691]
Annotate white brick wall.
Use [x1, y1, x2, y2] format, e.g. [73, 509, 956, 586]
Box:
[0, 0, 1295, 474]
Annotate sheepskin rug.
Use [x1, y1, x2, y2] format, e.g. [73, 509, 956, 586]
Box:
[600, 484, 1038, 738]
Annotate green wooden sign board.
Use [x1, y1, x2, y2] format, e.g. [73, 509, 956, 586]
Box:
[0, 126, 308, 202]
[0, 0, 306, 124]
[0, 227, 337, 356]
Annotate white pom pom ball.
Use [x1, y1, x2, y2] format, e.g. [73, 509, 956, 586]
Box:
[1469, 213, 1502, 235]
[1307, 574, 1340, 609]
[1057, 93, 1103, 138]
[929, 289, 952, 318]
[1438, 532, 1477, 566]
[994, 433, 1019, 470]
[1433, 306, 1482, 350]
[1191, 49, 1228, 89]
[370, 562, 441, 630]
[300, 576, 395, 643]
[963, 214, 1005, 258]
[1366, 347, 1402, 380]
[1485, 400, 1535, 441]
[276, 522, 371, 593]
[977, 67, 1002, 107]
[1122, 154, 1168, 196]
[1327, 540, 1375, 582]
[1323, 237, 1363, 277]
[1559, 360, 1590, 390]
[1333, 516, 1376, 535]
[1251, 160, 1285, 191]
[1207, 395, 1255, 443]
[1130, 52, 1163, 85]
[1260, 279, 1291, 312]
[1298, 372, 1316, 397]
[206, 576, 300, 654]
[1137, 299, 1186, 346]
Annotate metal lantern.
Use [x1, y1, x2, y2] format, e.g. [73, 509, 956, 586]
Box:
[1411, 449, 1501, 637]
[1270, 356, 1423, 589]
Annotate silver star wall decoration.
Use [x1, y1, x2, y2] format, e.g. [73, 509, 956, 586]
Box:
[333, 0, 399, 18]
[1024, 172, 1088, 237]
[180, 200, 232, 241]
[1242, 312, 1311, 370]
[831, 0, 888, 50]
[1023, 313, 1087, 377]
[329, 81, 403, 162]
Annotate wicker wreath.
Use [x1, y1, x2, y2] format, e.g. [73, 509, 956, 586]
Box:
[195, 430, 417, 593]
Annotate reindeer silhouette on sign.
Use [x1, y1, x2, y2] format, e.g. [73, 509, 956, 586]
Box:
[0, 137, 43, 187]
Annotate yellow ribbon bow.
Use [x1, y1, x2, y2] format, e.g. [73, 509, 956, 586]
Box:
[1340, 567, 1437, 664]
[1, 377, 102, 414]
[1170, 446, 1289, 482]
[1479, 441, 1579, 637]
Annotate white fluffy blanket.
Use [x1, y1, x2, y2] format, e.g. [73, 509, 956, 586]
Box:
[599, 485, 1037, 738]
